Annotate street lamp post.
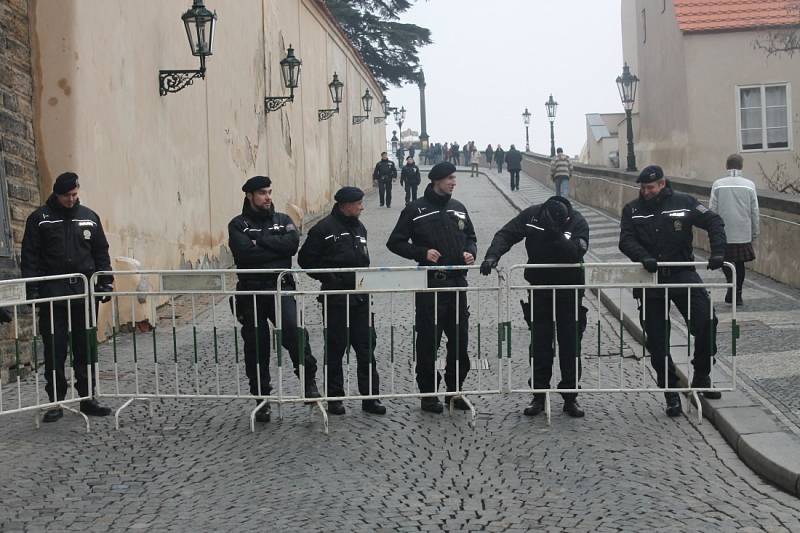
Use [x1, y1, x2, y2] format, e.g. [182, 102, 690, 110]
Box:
[522, 107, 531, 152]
[352, 89, 373, 125]
[265, 46, 302, 113]
[318, 72, 344, 121]
[158, 0, 218, 96]
[545, 94, 558, 157]
[616, 63, 639, 172]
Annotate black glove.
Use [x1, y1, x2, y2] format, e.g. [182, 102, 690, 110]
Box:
[0, 307, 12, 323]
[480, 257, 498, 276]
[641, 257, 658, 273]
[95, 283, 113, 303]
[707, 256, 724, 271]
[25, 283, 39, 302]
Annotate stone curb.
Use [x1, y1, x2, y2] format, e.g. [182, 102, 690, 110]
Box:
[479, 166, 800, 498]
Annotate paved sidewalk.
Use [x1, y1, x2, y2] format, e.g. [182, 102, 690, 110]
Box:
[476, 161, 800, 496]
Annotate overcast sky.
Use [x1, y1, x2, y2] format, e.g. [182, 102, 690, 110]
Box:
[384, 0, 624, 157]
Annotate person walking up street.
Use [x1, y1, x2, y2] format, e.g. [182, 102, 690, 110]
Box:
[396, 145, 405, 169]
[21, 172, 114, 422]
[710, 154, 759, 306]
[550, 147, 573, 198]
[619, 165, 727, 417]
[505, 144, 523, 191]
[387, 162, 477, 414]
[494, 144, 505, 173]
[298, 187, 385, 416]
[228, 176, 321, 423]
[372, 152, 398, 208]
[485, 144, 494, 167]
[481, 196, 590, 418]
[401, 155, 422, 204]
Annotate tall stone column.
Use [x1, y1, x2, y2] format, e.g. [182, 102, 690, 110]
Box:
[417, 70, 429, 150]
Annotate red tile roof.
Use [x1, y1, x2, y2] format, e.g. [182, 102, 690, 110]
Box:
[674, 0, 799, 33]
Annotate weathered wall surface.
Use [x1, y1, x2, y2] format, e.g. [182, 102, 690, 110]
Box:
[31, 0, 386, 272]
[522, 152, 800, 289]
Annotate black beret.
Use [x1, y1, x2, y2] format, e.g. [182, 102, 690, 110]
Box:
[637, 165, 664, 183]
[242, 175, 272, 193]
[53, 172, 79, 194]
[543, 196, 570, 225]
[334, 186, 364, 203]
[428, 162, 457, 181]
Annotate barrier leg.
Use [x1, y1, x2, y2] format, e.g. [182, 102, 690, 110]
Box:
[63, 403, 90, 433]
[250, 399, 269, 433]
[460, 395, 476, 429]
[115, 398, 136, 430]
[545, 392, 551, 426]
[691, 390, 702, 424]
[312, 400, 329, 435]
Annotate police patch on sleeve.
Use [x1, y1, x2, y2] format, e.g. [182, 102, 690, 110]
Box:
[696, 204, 709, 213]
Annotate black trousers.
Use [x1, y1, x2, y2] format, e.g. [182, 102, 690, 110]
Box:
[322, 296, 379, 397]
[496, 161, 503, 173]
[509, 169, 520, 190]
[637, 270, 717, 389]
[724, 261, 746, 295]
[40, 299, 96, 402]
[415, 277, 470, 394]
[235, 294, 318, 396]
[527, 289, 584, 401]
[377, 179, 392, 207]
[404, 183, 418, 204]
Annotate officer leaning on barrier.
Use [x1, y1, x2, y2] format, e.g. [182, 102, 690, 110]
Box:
[387, 162, 477, 414]
[372, 152, 397, 208]
[481, 196, 590, 418]
[20, 172, 114, 423]
[619, 165, 727, 418]
[297, 186, 385, 416]
[228, 176, 321, 424]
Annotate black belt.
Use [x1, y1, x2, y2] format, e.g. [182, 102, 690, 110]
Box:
[429, 271, 464, 281]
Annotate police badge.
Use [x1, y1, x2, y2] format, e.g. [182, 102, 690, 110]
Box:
[458, 219, 465, 230]
[673, 220, 682, 231]
[83, 229, 91, 240]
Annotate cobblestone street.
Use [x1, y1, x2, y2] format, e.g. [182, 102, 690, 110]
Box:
[2, 174, 800, 532]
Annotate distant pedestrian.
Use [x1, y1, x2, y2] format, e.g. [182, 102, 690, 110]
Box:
[485, 144, 494, 167]
[505, 144, 523, 191]
[443, 143, 449, 165]
[550, 147, 573, 198]
[408, 146, 416, 159]
[372, 151, 398, 208]
[463, 143, 470, 166]
[494, 144, 505, 173]
[470, 152, 480, 177]
[451, 141, 461, 165]
[401, 155, 422, 204]
[709, 154, 759, 306]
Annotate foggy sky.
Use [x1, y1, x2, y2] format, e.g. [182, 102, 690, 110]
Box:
[384, 0, 624, 157]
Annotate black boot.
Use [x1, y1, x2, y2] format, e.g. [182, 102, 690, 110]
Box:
[328, 400, 346, 415]
[304, 380, 321, 399]
[420, 397, 443, 414]
[665, 392, 682, 417]
[79, 399, 111, 417]
[736, 292, 743, 306]
[362, 399, 386, 415]
[563, 399, 585, 418]
[724, 289, 733, 304]
[445, 396, 470, 411]
[691, 375, 722, 400]
[42, 407, 63, 423]
[523, 397, 545, 417]
[254, 400, 271, 423]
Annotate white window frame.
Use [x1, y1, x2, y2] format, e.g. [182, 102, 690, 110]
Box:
[735, 82, 793, 152]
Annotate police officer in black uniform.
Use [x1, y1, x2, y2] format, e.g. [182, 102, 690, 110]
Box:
[400, 155, 421, 205]
[298, 186, 385, 416]
[21, 172, 113, 422]
[619, 165, 726, 417]
[372, 152, 397, 208]
[228, 176, 320, 423]
[481, 196, 590, 417]
[387, 162, 477, 414]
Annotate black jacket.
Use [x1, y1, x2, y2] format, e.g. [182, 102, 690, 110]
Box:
[505, 149, 523, 171]
[297, 206, 370, 291]
[228, 201, 299, 289]
[21, 195, 113, 297]
[386, 184, 477, 269]
[400, 164, 421, 186]
[372, 159, 397, 182]
[619, 183, 726, 264]
[494, 148, 505, 163]
[485, 200, 590, 286]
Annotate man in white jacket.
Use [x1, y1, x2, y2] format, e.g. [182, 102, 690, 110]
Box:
[709, 154, 760, 306]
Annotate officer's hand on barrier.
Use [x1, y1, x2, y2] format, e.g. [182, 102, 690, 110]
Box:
[641, 257, 658, 273]
[707, 255, 725, 271]
[0, 307, 13, 323]
[479, 258, 497, 276]
[95, 283, 114, 303]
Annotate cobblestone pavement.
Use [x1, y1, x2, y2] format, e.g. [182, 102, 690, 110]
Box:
[1, 174, 800, 532]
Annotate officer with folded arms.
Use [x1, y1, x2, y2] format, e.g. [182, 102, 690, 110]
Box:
[619, 165, 727, 417]
[21, 172, 113, 422]
[387, 162, 477, 414]
[228, 176, 321, 423]
[298, 186, 385, 416]
[481, 196, 590, 418]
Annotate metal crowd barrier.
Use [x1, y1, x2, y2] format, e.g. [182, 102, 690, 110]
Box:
[504, 261, 738, 424]
[0, 274, 93, 431]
